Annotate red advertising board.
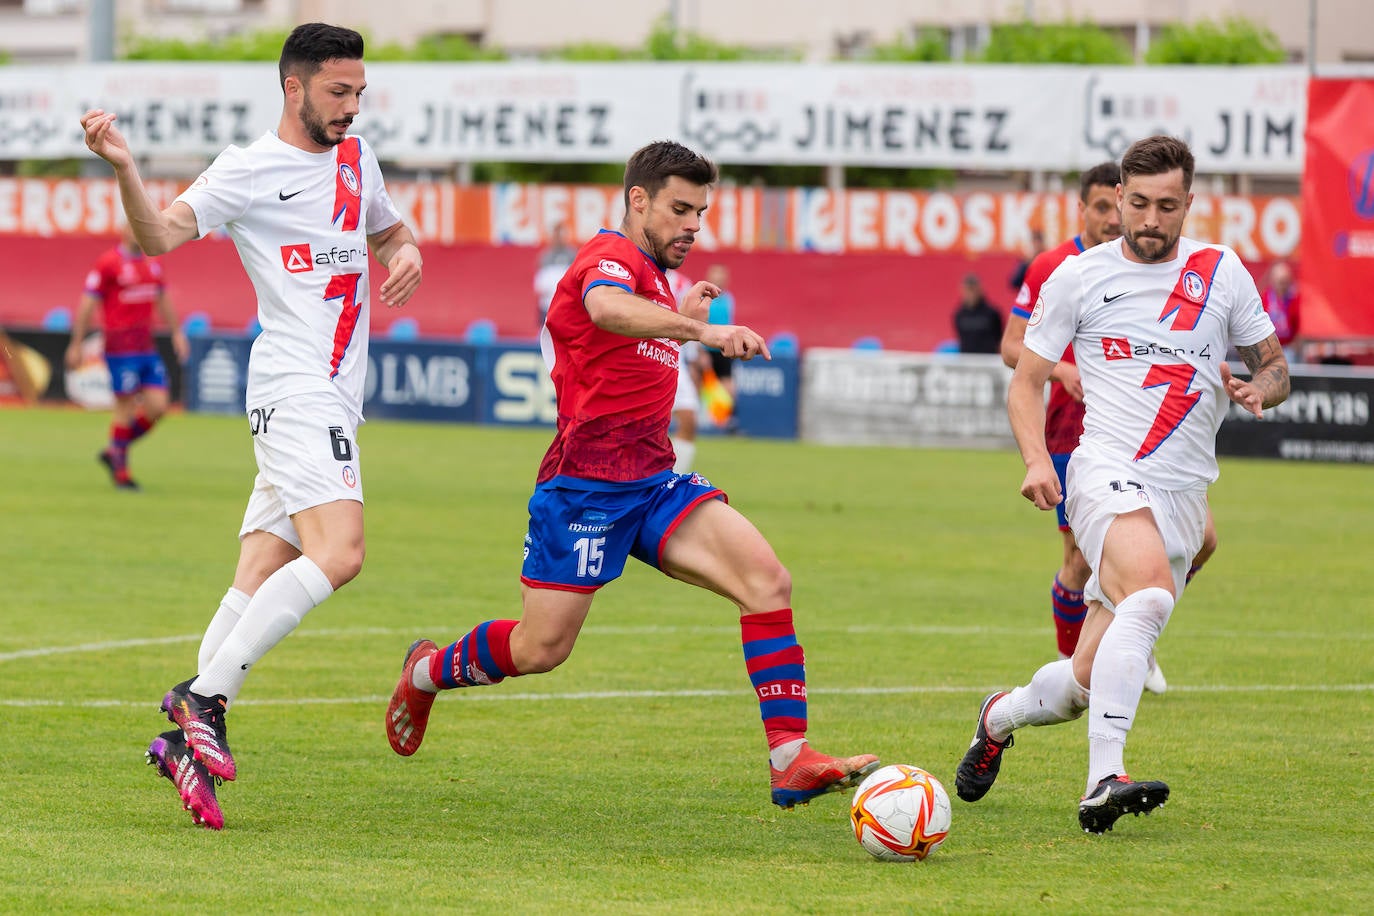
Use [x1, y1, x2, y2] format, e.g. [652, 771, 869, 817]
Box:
[1300, 78, 1374, 338]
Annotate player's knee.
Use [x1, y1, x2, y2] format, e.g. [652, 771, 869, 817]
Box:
[516, 638, 574, 674]
[743, 559, 791, 611]
[313, 543, 365, 589]
[1118, 586, 1175, 631]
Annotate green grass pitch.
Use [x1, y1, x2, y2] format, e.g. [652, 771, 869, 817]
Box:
[1, 407, 1370, 913]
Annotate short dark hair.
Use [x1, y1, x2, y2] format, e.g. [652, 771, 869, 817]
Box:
[1079, 161, 1122, 200]
[623, 141, 718, 210]
[279, 23, 365, 90]
[1120, 135, 1195, 192]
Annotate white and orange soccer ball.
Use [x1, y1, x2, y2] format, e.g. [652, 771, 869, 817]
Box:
[849, 764, 952, 862]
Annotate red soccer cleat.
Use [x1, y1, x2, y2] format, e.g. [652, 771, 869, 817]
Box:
[770, 744, 881, 809]
[386, 639, 438, 756]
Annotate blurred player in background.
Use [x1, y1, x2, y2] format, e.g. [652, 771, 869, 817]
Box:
[82, 22, 422, 829]
[386, 140, 879, 809]
[1001, 161, 1216, 687]
[959, 135, 1289, 833]
[66, 222, 189, 491]
[534, 221, 576, 331]
[703, 263, 738, 429]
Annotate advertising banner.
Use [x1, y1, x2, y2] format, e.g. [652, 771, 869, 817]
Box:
[800, 349, 1013, 448]
[0, 177, 1301, 264]
[0, 63, 1306, 172]
[1216, 366, 1374, 464]
[1298, 78, 1374, 339]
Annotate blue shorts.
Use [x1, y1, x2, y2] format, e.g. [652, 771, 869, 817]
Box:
[106, 352, 169, 397]
[521, 472, 726, 592]
[1052, 452, 1072, 531]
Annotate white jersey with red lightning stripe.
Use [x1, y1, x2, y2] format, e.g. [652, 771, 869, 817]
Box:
[1024, 236, 1275, 488]
[176, 131, 401, 420]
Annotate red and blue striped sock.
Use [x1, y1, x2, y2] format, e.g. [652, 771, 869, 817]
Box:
[128, 411, 155, 443]
[741, 608, 807, 749]
[1052, 575, 1087, 657]
[429, 619, 520, 689]
[107, 423, 133, 467]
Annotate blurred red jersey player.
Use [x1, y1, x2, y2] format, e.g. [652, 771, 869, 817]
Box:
[66, 222, 189, 490]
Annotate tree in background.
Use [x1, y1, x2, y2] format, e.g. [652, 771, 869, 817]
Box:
[1146, 17, 1288, 64]
[865, 29, 951, 63]
[552, 14, 782, 61]
[973, 20, 1132, 64]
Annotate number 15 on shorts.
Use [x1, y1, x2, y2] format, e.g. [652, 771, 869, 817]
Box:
[574, 537, 605, 578]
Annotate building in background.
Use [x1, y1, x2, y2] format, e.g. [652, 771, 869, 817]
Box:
[2, 0, 1373, 65]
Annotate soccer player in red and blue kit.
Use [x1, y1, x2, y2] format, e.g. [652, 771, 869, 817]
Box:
[66, 222, 189, 490]
[387, 141, 879, 809]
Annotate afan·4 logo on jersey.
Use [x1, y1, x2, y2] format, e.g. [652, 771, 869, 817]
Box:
[280, 243, 368, 273]
[1100, 336, 1214, 362]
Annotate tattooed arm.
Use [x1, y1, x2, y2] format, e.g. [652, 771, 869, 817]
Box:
[1222, 334, 1291, 418]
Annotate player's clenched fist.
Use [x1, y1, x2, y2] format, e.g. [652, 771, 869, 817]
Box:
[1019, 461, 1063, 511]
[701, 324, 770, 361]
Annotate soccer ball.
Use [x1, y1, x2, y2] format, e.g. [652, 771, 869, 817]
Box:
[849, 764, 952, 862]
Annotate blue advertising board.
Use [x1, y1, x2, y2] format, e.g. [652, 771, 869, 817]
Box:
[732, 356, 799, 440]
[181, 334, 799, 440]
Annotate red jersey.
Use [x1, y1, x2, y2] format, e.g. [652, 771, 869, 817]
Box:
[83, 245, 165, 356]
[536, 230, 681, 486]
[1012, 235, 1086, 455]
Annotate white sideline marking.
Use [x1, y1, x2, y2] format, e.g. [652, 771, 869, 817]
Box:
[1, 682, 1370, 709]
[3, 621, 1368, 665]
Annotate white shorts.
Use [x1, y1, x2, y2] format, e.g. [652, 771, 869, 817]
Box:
[674, 363, 700, 413]
[239, 392, 363, 548]
[1065, 451, 1208, 610]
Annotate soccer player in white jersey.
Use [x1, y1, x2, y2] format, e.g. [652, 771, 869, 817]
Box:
[955, 135, 1289, 834]
[80, 23, 422, 830]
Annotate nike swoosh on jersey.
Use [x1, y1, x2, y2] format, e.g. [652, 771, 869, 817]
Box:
[278, 189, 305, 200]
[1103, 291, 1130, 302]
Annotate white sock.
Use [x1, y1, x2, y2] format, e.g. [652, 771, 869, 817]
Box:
[1086, 586, 1175, 788]
[192, 557, 334, 704]
[986, 658, 1089, 740]
[197, 587, 250, 673]
[671, 437, 696, 474]
[770, 738, 806, 771]
[412, 654, 438, 692]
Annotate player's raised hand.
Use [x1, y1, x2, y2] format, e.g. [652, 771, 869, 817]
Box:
[80, 109, 133, 170]
[701, 324, 770, 361]
[678, 280, 721, 322]
[379, 243, 423, 308]
[1019, 460, 1063, 511]
[1220, 362, 1264, 418]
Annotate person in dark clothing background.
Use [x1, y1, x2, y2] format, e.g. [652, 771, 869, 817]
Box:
[954, 274, 1004, 354]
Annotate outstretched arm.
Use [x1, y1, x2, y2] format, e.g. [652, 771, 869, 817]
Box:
[584, 285, 770, 360]
[81, 110, 200, 256]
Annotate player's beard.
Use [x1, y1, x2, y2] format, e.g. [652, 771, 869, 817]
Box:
[300, 94, 350, 148]
[1122, 224, 1178, 263]
[645, 225, 692, 270]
